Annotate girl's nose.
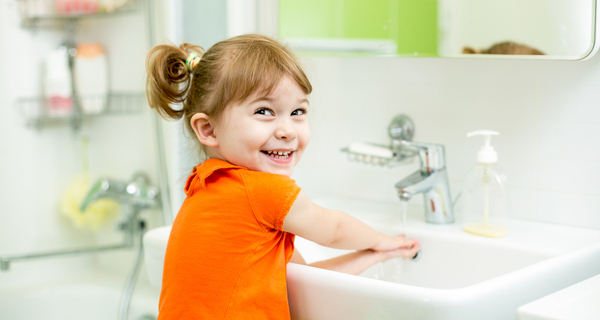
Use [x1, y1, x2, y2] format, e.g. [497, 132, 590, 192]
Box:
[275, 121, 297, 140]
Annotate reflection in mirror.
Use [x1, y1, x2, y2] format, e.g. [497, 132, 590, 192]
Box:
[278, 0, 597, 59]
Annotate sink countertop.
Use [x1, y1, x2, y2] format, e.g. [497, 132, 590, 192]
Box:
[312, 196, 600, 255]
[516, 273, 600, 320]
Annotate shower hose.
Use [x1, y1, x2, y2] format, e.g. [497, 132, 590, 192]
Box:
[118, 219, 147, 320]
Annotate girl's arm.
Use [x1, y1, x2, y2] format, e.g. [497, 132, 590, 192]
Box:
[282, 190, 418, 253]
[290, 246, 419, 276]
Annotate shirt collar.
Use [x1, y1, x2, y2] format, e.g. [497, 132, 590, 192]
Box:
[184, 158, 246, 196]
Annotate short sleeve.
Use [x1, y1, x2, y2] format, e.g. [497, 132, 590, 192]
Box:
[241, 171, 301, 231]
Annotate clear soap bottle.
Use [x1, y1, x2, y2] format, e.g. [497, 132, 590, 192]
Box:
[461, 130, 510, 238]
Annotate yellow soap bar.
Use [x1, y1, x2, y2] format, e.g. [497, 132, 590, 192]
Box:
[464, 223, 509, 238]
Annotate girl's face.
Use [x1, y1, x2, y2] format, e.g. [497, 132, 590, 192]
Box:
[210, 75, 310, 177]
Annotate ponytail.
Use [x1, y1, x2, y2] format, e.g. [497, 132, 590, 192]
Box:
[145, 43, 204, 120]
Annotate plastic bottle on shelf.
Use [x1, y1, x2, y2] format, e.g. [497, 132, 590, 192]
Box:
[56, 0, 98, 14]
[460, 130, 510, 238]
[98, 0, 128, 13]
[25, 0, 56, 16]
[74, 42, 108, 114]
[44, 46, 73, 117]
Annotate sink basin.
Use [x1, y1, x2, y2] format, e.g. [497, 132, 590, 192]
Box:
[143, 197, 600, 320]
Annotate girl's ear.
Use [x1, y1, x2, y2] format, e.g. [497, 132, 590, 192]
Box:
[190, 113, 219, 147]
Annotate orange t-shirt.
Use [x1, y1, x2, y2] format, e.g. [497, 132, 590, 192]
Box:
[158, 159, 301, 320]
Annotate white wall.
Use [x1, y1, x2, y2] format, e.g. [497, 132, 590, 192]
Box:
[292, 54, 600, 230]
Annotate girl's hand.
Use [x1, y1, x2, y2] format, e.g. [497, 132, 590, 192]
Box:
[376, 237, 420, 260]
[372, 234, 420, 260]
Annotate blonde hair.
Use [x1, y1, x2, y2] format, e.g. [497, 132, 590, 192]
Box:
[146, 34, 312, 150]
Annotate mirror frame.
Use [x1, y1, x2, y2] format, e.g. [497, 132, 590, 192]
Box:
[225, 0, 599, 60]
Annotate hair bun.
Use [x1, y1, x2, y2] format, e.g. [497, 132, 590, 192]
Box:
[145, 43, 204, 120]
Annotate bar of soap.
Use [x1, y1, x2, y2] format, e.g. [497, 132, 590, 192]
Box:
[348, 142, 393, 159]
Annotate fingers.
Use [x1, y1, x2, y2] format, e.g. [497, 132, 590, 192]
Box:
[393, 235, 418, 248]
[378, 239, 420, 260]
[374, 234, 419, 252]
[402, 242, 420, 259]
[397, 242, 420, 259]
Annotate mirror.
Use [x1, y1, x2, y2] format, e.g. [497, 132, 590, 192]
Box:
[278, 0, 597, 60]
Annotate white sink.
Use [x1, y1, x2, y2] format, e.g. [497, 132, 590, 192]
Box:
[143, 197, 600, 320]
[516, 273, 600, 320]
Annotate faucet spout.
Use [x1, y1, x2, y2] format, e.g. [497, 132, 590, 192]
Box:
[80, 173, 160, 212]
[394, 141, 454, 224]
[396, 170, 435, 200]
[396, 168, 453, 224]
[79, 178, 125, 212]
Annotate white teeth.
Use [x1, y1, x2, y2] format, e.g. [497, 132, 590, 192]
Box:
[263, 150, 292, 158]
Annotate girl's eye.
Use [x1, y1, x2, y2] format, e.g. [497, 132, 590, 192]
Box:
[292, 108, 307, 116]
[255, 108, 274, 116]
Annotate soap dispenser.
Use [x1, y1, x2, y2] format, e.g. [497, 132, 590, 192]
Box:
[460, 130, 510, 238]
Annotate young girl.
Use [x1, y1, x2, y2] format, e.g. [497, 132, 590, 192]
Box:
[146, 34, 419, 319]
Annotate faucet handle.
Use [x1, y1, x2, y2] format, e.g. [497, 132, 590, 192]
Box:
[394, 140, 446, 173]
[388, 114, 414, 141]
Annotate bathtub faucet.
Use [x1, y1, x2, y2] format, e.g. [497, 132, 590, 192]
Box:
[394, 140, 454, 224]
[1, 172, 160, 272]
[80, 172, 160, 212]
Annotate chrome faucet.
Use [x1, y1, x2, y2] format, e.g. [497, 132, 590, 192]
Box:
[394, 140, 454, 224]
[1, 172, 160, 272]
[342, 114, 454, 224]
[80, 172, 160, 212]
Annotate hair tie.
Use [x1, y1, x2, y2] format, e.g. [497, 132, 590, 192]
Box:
[186, 52, 201, 72]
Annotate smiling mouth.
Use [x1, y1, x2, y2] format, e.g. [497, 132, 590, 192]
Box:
[261, 150, 293, 159]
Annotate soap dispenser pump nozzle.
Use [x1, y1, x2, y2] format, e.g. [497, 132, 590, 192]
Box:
[467, 130, 499, 164]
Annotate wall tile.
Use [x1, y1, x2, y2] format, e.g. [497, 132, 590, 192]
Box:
[509, 188, 538, 221]
[537, 158, 600, 195]
[299, 52, 600, 229]
[538, 84, 600, 125]
[538, 122, 600, 161]
[537, 191, 600, 229]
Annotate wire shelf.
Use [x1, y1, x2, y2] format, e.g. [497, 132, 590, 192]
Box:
[341, 142, 417, 167]
[17, 92, 145, 129]
[16, 0, 142, 28]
